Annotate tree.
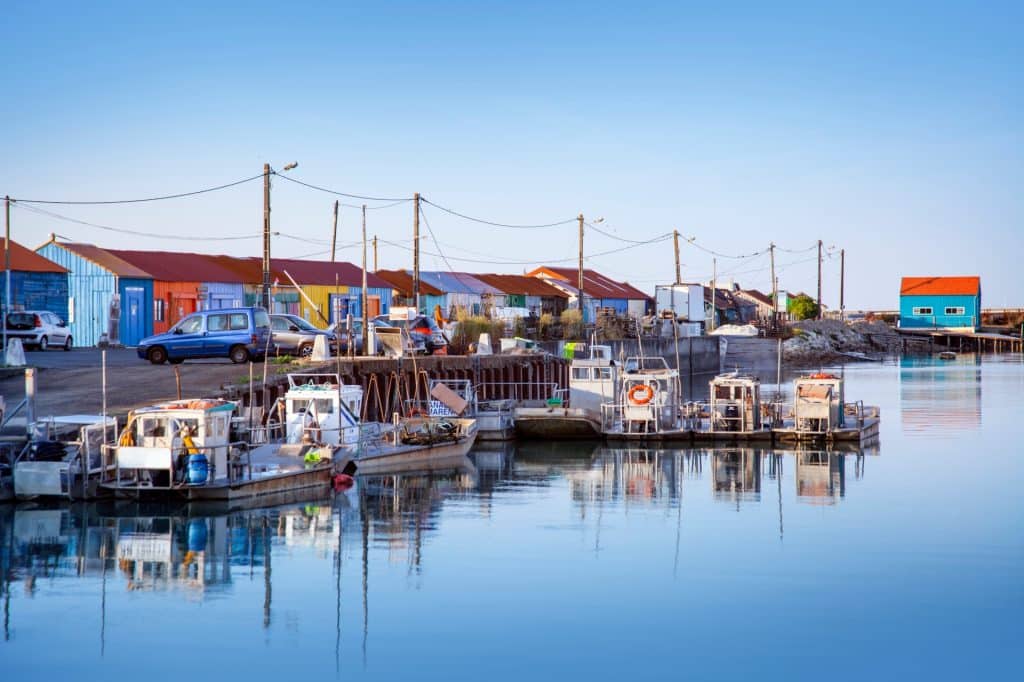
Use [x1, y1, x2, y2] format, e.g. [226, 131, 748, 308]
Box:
[788, 294, 819, 321]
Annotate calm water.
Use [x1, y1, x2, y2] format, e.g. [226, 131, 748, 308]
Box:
[3, 355, 1022, 681]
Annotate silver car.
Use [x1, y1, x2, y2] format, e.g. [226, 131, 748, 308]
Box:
[269, 314, 336, 357]
[5, 311, 73, 351]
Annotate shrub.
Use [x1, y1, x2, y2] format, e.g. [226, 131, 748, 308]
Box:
[788, 295, 820, 321]
[451, 314, 505, 354]
[561, 309, 584, 340]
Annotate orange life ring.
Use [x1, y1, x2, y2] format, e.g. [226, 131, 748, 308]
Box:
[627, 384, 655, 405]
[809, 373, 837, 380]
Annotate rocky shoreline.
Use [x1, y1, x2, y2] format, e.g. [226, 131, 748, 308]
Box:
[783, 320, 904, 365]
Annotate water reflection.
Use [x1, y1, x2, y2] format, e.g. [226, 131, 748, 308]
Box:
[900, 355, 982, 435]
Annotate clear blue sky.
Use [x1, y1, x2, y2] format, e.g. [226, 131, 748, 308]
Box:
[2, 1, 1020, 308]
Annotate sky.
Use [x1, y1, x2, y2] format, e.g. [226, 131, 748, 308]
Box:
[1, 1, 1020, 309]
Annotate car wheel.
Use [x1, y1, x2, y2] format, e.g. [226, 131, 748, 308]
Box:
[63, 336, 73, 351]
[38, 336, 48, 352]
[229, 345, 250, 364]
[148, 346, 168, 365]
[298, 343, 313, 358]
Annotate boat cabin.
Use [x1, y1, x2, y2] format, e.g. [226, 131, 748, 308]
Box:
[110, 399, 236, 488]
[569, 344, 618, 413]
[793, 374, 845, 433]
[283, 374, 363, 448]
[619, 356, 679, 432]
[708, 374, 762, 433]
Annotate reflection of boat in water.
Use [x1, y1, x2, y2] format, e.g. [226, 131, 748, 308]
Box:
[711, 448, 762, 501]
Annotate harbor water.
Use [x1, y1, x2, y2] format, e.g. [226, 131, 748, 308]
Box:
[2, 355, 1021, 680]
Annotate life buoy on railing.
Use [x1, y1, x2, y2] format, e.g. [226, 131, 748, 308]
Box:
[809, 373, 838, 380]
[627, 384, 656, 405]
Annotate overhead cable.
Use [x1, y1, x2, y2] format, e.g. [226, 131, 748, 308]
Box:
[11, 173, 265, 205]
[13, 202, 259, 241]
[421, 197, 576, 229]
[274, 174, 411, 203]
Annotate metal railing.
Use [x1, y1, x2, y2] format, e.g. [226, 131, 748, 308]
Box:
[475, 381, 561, 404]
[101, 440, 252, 489]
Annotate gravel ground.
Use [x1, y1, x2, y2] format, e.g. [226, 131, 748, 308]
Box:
[783, 319, 900, 363]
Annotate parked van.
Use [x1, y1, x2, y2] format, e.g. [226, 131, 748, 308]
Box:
[136, 307, 272, 365]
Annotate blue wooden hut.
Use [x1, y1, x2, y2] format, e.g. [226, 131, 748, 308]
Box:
[36, 240, 153, 347]
[899, 276, 981, 329]
[1, 238, 70, 322]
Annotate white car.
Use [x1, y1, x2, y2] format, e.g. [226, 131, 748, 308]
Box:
[5, 310, 73, 351]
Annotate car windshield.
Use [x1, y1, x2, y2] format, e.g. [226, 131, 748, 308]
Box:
[287, 316, 320, 332]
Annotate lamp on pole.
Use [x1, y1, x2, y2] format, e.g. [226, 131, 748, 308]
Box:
[262, 161, 298, 311]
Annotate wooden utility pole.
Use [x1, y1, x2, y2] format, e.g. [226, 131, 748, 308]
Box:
[262, 163, 272, 310]
[361, 205, 369, 354]
[769, 241, 777, 326]
[413, 193, 421, 312]
[710, 257, 717, 332]
[577, 213, 585, 320]
[817, 239, 823, 319]
[330, 200, 339, 262]
[372, 236, 378, 273]
[840, 248, 845, 320]
[673, 230, 681, 284]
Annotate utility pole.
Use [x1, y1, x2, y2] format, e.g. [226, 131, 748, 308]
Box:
[817, 239, 823, 320]
[840, 248, 846, 321]
[330, 200, 339, 262]
[710, 257, 717, 332]
[361, 205, 368, 354]
[372, 236, 378, 273]
[577, 213, 585, 320]
[3, 196, 10, 360]
[413, 193, 421, 312]
[673, 230, 681, 284]
[262, 164, 272, 310]
[769, 242, 776, 327]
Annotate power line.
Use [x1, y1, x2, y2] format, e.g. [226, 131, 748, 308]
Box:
[420, 197, 576, 229]
[586, 221, 672, 244]
[685, 236, 770, 259]
[10, 173, 264, 205]
[274, 174, 411, 203]
[13, 202, 260, 241]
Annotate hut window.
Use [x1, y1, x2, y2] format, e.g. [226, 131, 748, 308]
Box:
[912, 307, 933, 316]
[944, 306, 965, 316]
[154, 299, 165, 322]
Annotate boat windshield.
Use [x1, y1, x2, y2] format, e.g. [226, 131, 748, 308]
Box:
[624, 357, 671, 373]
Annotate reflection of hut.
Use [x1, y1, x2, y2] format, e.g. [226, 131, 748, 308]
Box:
[711, 450, 761, 500]
[795, 452, 845, 505]
[709, 374, 762, 432]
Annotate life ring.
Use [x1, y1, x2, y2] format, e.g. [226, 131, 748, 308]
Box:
[809, 373, 837, 380]
[627, 384, 655, 405]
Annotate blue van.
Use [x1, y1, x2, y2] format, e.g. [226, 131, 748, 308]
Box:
[136, 307, 272, 365]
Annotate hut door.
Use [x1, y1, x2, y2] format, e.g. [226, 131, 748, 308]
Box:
[123, 287, 146, 346]
[367, 296, 381, 318]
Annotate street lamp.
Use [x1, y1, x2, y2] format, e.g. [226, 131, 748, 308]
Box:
[262, 161, 298, 311]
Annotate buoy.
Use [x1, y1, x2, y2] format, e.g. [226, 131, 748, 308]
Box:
[333, 473, 354, 491]
[627, 384, 655, 405]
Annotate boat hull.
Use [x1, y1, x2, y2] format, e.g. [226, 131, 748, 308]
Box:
[514, 407, 601, 439]
[351, 433, 478, 475]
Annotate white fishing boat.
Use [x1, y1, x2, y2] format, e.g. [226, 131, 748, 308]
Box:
[602, 355, 689, 441]
[12, 414, 118, 500]
[773, 373, 881, 443]
[691, 373, 774, 442]
[514, 344, 618, 439]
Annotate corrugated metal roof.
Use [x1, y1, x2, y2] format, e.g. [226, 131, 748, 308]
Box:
[738, 289, 773, 306]
[900, 276, 981, 296]
[54, 243, 153, 278]
[472, 273, 569, 298]
[373, 269, 444, 296]
[108, 249, 249, 283]
[271, 258, 393, 289]
[527, 266, 650, 300]
[419, 271, 503, 295]
[3, 239, 67, 273]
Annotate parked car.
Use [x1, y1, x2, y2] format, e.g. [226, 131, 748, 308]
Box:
[372, 314, 448, 354]
[330, 318, 369, 355]
[5, 311, 72, 351]
[136, 307, 272, 365]
[270, 314, 337, 357]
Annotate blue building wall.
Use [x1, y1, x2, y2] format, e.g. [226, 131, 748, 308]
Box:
[598, 298, 629, 315]
[36, 243, 153, 346]
[2, 271, 69, 321]
[899, 294, 980, 329]
[203, 282, 245, 310]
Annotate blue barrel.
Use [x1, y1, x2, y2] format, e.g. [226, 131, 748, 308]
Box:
[187, 519, 208, 552]
[186, 453, 209, 485]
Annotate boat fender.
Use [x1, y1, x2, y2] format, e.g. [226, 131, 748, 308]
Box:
[333, 473, 354, 490]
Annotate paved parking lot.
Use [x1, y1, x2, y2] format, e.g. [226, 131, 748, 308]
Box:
[1, 347, 270, 418]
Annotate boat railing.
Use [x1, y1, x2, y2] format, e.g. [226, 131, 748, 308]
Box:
[843, 401, 879, 426]
[475, 381, 562, 404]
[101, 440, 252, 489]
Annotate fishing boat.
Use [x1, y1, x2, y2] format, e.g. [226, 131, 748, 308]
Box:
[429, 378, 514, 441]
[514, 344, 617, 439]
[13, 414, 118, 500]
[773, 373, 880, 443]
[691, 373, 775, 442]
[602, 355, 689, 442]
